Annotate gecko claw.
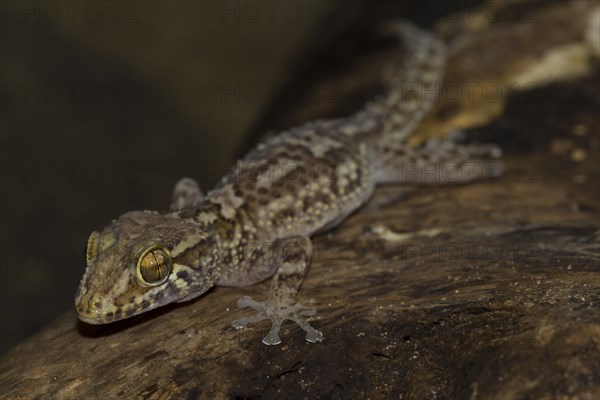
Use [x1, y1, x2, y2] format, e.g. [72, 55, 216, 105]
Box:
[235, 295, 262, 309]
[231, 295, 323, 345]
[305, 328, 324, 343]
[262, 321, 282, 345]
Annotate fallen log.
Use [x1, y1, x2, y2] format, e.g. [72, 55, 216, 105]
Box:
[1, 1, 598, 398]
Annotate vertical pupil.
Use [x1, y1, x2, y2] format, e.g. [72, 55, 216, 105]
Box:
[151, 252, 161, 277]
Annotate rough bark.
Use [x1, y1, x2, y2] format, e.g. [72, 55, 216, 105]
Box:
[1, 1, 599, 399]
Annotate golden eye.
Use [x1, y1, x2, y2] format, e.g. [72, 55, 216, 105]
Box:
[136, 246, 172, 286]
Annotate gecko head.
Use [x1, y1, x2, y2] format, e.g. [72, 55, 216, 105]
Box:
[75, 210, 220, 324]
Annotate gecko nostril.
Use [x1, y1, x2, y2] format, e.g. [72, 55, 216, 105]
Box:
[92, 301, 102, 310]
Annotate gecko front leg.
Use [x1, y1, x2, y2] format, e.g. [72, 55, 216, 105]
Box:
[231, 235, 323, 345]
[171, 177, 203, 210]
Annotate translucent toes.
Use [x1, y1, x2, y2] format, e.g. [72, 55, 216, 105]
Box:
[231, 295, 323, 345]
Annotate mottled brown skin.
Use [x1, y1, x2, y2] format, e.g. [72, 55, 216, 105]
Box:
[75, 22, 501, 345]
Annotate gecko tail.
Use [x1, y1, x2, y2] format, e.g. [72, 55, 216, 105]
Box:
[368, 21, 447, 143]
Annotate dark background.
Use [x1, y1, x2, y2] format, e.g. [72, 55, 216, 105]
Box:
[0, 0, 483, 356]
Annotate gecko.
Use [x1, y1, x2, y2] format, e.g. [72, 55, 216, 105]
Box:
[75, 22, 501, 345]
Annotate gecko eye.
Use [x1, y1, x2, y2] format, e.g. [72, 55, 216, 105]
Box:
[136, 245, 172, 286]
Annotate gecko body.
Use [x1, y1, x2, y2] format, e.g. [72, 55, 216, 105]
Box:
[75, 23, 500, 345]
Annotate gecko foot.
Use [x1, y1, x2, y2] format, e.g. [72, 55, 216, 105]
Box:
[231, 295, 323, 345]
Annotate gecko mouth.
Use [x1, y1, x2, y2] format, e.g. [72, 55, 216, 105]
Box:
[76, 303, 151, 324]
[77, 312, 118, 324]
[75, 294, 166, 325]
[76, 307, 129, 324]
